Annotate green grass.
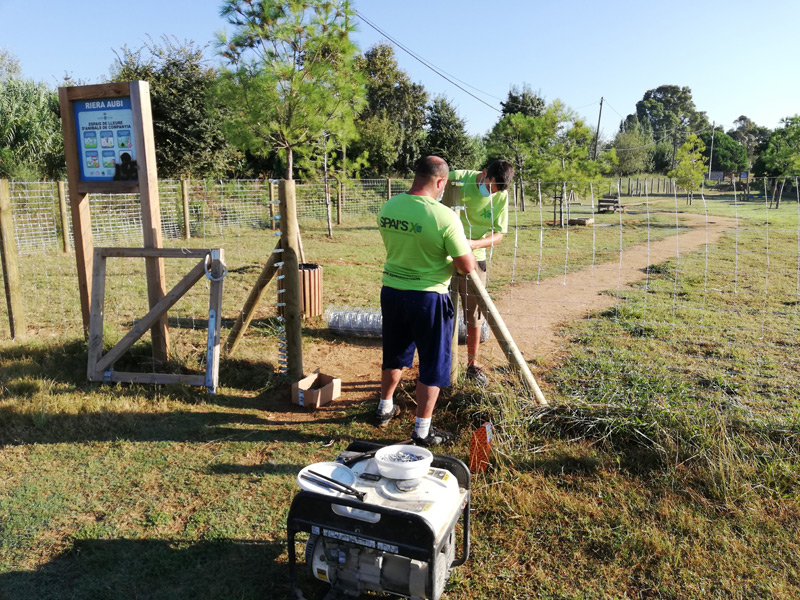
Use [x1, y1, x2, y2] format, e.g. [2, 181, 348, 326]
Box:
[1, 194, 800, 598]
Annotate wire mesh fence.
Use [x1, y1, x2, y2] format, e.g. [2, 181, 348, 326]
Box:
[2, 176, 800, 422]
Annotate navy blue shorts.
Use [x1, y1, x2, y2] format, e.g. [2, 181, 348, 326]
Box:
[381, 286, 455, 388]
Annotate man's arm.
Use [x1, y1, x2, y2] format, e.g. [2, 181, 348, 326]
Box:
[452, 252, 477, 275]
[469, 232, 504, 250]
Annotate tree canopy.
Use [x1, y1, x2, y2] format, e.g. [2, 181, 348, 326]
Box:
[753, 116, 800, 178]
[215, 0, 364, 179]
[669, 133, 706, 199]
[501, 83, 546, 118]
[422, 95, 478, 170]
[350, 44, 427, 176]
[112, 36, 237, 179]
[633, 85, 709, 170]
[698, 129, 747, 175]
[727, 115, 771, 168]
[611, 116, 654, 176]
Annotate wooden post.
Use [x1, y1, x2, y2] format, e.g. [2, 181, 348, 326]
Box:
[466, 270, 547, 405]
[280, 180, 303, 380]
[336, 179, 343, 225]
[268, 180, 276, 229]
[130, 81, 169, 363]
[225, 241, 283, 356]
[57, 181, 70, 254]
[58, 86, 97, 336]
[0, 180, 26, 339]
[386, 178, 392, 204]
[181, 178, 191, 241]
[450, 284, 460, 382]
[442, 180, 461, 209]
[86, 247, 107, 380]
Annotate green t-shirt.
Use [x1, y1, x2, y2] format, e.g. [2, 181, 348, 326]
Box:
[448, 169, 509, 261]
[378, 192, 471, 293]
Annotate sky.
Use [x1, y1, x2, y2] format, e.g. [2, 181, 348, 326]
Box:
[2, 0, 799, 141]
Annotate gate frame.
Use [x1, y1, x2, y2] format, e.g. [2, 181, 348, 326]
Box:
[87, 247, 225, 392]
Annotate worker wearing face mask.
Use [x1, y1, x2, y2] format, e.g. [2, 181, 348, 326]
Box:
[448, 159, 515, 385]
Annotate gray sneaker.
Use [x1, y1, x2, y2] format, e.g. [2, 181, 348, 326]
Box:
[373, 405, 399, 428]
[411, 425, 454, 446]
[465, 366, 489, 386]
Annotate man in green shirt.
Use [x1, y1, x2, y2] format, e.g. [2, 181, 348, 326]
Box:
[449, 159, 514, 385]
[376, 156, 476, 446]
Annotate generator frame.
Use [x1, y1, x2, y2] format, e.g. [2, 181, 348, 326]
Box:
[287, 441, 471, 599]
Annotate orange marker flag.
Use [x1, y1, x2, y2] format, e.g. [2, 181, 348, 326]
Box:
[468, 422, 493, 473]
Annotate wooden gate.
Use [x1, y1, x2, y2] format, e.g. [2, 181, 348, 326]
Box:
[87, 247, 226, 392]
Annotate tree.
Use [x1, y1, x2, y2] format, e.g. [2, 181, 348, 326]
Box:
[350, 44, 427, 176]
[485, 111, 551, 209]
[611, 116, 654, 176]
[668, 133, 706, 204]
[216, 0, 365, 179]
[0, 65, 63, 179]
[541, 102, 597, 182]
[727, 115, 771, 168]
[0, 49, 21, 82]
[752, 116, 800, 208]
[500, 83, 545, 118]
[485, 100, 598, 212]
[422, 95, 477, 169]
[112, 36, 238, 178]
[698, 129, 747, 177]
[634, 85, 709, 170]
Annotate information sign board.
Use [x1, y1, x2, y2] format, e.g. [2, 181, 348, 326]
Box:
[73, 97, 137, 181]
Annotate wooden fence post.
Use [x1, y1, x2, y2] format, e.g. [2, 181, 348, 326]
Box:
[337, 179, 343, 225]
[386, 178, 392, 204]
[0, 180, 26, 339]
[450, 286, 460, 382]
[279, 180, 303, 381]
[181, 178, 191, 241]
[57, 181, 70, 254]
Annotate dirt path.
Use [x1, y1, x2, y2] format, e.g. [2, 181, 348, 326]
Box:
[305, 211, 738, 404]
[490, 211, 739, 365]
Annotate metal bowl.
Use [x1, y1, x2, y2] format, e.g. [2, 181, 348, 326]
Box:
[373, 445, 433, 480]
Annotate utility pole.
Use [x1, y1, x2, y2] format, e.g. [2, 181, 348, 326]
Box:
[707, 121, 715, 179]
[593, 97, 604, 160]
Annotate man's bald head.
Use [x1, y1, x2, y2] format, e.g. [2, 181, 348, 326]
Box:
[407, 155, 450, 199]
[415, 156, 449, 180]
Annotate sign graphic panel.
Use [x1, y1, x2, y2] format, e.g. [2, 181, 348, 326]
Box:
[73, 97, 137, 181]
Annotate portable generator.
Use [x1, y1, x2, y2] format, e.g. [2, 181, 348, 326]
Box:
[287, 441, 471, 600]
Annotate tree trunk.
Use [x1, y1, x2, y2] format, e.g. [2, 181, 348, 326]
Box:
[776, 178, 786, 209]
[323, 147, 333, 238]
[286, 148, 294, 180]
[771, 179, 779, 209]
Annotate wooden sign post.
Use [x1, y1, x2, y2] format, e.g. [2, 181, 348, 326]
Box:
[58, 81, 169, 362]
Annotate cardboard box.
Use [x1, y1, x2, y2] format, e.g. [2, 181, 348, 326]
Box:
[292, 370, 341, 409]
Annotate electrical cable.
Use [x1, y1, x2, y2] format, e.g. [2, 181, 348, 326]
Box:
[354, 9, 501, 113]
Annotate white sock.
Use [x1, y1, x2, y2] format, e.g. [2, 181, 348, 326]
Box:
[377, 398, 394, 414]
[414, 417, 431, 439]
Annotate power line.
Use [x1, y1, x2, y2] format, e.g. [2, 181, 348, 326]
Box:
[353, 9, 501, 113]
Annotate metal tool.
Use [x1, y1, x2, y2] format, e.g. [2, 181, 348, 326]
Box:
[302, 470, 366, 501]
